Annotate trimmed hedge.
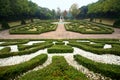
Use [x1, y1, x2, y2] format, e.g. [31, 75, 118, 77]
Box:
[65, 20, 114, 34]
[0, 47, 11, 53]
[19, 56, 88, 80]
[0, 43, 53, 58]
[48, 45, 74, 53]
[0, 40, 29, 46]
[68, 42, 120, 56]
[74, 54, 120, 80]
[9, 22, 57, 34]
[0, 54, 47, 80]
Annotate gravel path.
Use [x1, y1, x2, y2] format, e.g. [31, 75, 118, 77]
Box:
[0, 47, 120, 66]
[0, 23, 120, 39]
[0, 49, 47, 66]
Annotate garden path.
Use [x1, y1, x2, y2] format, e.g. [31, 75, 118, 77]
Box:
[0, 23, 120, 39]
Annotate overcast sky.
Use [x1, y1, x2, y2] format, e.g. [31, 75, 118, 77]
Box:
[31, 0, 98, 11]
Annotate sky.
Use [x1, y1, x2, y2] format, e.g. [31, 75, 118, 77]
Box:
[31, 0, 98, 11]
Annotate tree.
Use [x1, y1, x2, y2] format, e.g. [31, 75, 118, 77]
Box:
[69, 3, 80, 19]
[56, 7, 61, 19]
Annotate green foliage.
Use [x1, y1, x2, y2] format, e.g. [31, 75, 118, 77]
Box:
[68, 42, 120, 56]
[65, 20, 114, 34]
[0, 42, 53, 58]
[74, 54, 120, 79]
[21, 19, 26, 25]
[1, 20, 10, 29]
[48, 45, 74, 53]
[113, 19, 120, 28]
[0, 54, 47, 80]
[0, 47, 11, 53]
[19, 56, 88, 80]
[10, 22, 57, 34]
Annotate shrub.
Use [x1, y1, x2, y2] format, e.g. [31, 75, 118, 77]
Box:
[0, 47, 11, 53]
[0, 54, 47, 80]
[113, 19, 120, 28]
[19, 56, 88, 80]
[0, 43, 53, 58]
[74, 54, 120, 79]
[1, 20, 10, 29]
[21, 19, 26, 25]
[68, 42, 120, 56]
[48, 45, 74, 53]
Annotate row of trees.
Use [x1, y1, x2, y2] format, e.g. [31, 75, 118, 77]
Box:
[0, 0, 67, 29]
[77, 0, 120, 19]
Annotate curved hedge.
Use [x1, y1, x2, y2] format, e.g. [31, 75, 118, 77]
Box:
[74, 54, 120, 80]
[0, 43, 53, 58]
[0, 54, 48, 80]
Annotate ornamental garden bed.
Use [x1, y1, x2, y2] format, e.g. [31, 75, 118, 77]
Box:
[9, 21, 57, 34]
[65, 20, 114, 34]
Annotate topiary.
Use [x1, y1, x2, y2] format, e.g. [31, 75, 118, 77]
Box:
[21, 19, 26, 25]
[113, 18, 120, 28]
[1, 20, 10, 29]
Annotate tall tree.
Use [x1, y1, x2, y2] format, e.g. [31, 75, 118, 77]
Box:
[69, 3, 80, 19]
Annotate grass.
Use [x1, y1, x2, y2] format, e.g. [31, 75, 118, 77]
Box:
[74, 54, 120, 80]
[19, 56, 88, 80]
[0, 54, 47, 80]
[65, 20, 114, 34]
[47, 45, 74, 53]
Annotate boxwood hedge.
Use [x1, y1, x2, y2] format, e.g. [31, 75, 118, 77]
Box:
[0, 54, 47, 80]
[74, 54, 120, 80]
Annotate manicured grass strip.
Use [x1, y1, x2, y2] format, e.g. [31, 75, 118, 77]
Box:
[74, 54, 120, 80]
[48, 45, 74, 53]
[0, 54, 47, 80]
[68, 42, 120, 56]
[19, 56, 88, 80]
[0, 43, 53, 58]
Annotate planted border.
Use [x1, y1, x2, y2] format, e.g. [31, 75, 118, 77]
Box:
[0, 42, 53, 58]
[0, 54, 47, 80]
[48, 45, 74, 53]
[19, 56, 88, 80]
[74, 54, 120, 79]
[65, 20, 114, 34]
[68, 42, 120, 56]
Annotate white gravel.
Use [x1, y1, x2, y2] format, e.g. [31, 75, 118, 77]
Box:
[24, 41, 45, 45]
[0, 49, 47, 66]
[103, 44, 112, 49]
[0, 46, 4, 50]
[0, 42, 5, 44]
[73, 47, 120, 65]
[8, 45, 18, 52]
[63, 41, 69, 45]
[0, 46, 120, 66]
[76, 40, 90, 42]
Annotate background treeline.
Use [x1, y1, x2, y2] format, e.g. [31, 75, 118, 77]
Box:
[77, 0, 120, 27]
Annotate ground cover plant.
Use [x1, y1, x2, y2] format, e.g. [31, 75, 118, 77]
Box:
[19, 56, 88, 80]
[9, 21, 57, 34]
[47, 45, 74, 53]
[0, 54, 47, 80]
[74, 54, 120, 80]
[65, 20, 114, 34]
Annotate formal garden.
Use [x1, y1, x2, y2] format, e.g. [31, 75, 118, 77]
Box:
[0, 0, 120, 80]
[65, 20, 114, 34]
[0, 39, 120, 80]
